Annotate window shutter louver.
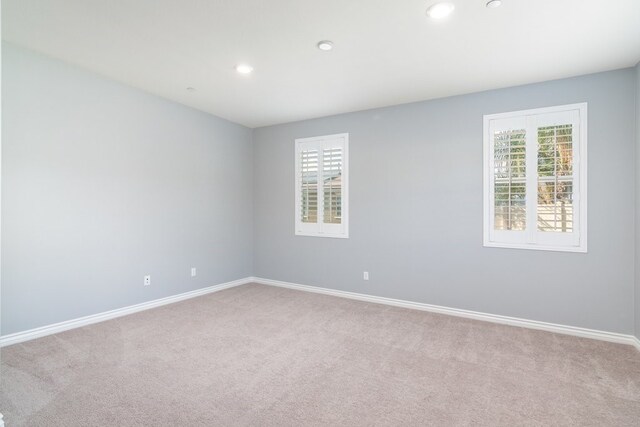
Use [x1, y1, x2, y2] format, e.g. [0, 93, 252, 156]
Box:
[323, 147, 342, 224]
[300, 149, 318, 223]
[493, 128, 527, 231]
[537, 124, 574, 233]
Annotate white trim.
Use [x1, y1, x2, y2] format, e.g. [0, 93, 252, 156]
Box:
[251, 277, 640, 350]
[3, 275, 637, 352]
[294, 133, 349, 239]
[0, 277, 252, 347]
[483, 103, 588, 253]
[483, 241, 588, 253]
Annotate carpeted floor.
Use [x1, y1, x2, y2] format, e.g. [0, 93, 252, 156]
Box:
[1, 283, 640, 426]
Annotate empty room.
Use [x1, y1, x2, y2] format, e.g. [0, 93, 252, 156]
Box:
[1, 0, 640, 425]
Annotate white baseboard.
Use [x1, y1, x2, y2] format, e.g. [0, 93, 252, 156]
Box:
[3, 276, 639, 352]
[0, 277, 252, 348]
[251, 277, 640, 350]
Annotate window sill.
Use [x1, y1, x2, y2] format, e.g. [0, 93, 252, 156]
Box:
[295, 231, 349, 239]
[483, 241, 587, 253]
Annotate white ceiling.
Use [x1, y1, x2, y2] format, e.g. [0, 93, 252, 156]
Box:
[3, 0, 640, 128]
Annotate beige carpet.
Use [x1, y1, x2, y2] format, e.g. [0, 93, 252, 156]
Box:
[1, 283, 640, 426]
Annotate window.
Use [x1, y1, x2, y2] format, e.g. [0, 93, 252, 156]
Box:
[483, 104, 587, 252]
[295, 133, 349, 238]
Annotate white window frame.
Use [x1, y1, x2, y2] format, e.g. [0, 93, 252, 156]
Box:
[295, 133, 349, 238]
[483, 103, 588, 252]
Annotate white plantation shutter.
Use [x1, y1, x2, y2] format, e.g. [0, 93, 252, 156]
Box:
[484, 104, 587, 252]
[493, 129, 527, 232]
[533, 110, 582, 248]
[537, 124, 574, 233]
[300, 149, 318, 223]
[295, 134, 349, 238]
[323, 147, 342, 224]
[489, 117, 528, 245]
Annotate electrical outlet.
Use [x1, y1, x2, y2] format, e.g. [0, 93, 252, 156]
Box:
[144, 275, 151, 286]
[191, 267, 197, 277]
[363, 271, 369, 281]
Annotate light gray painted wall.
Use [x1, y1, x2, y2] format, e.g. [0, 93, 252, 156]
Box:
[636, 62, 640, 339]
[3, 42, 638, 339]
[253, 69, 637, 335]
[1, 43, 253, 335]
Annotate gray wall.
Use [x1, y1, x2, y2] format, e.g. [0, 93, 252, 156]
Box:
[1, 43, 253, 335]
[253, 69, 637, 335]
[3, 42, 638, 338]
[636, 62, 640, 339]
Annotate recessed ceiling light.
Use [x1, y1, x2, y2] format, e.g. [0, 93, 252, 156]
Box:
[317, 40, 334, 51]
[426, 2, 455, 20]
[235, 64, 253, 75]
[486, 0, 502, 8]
